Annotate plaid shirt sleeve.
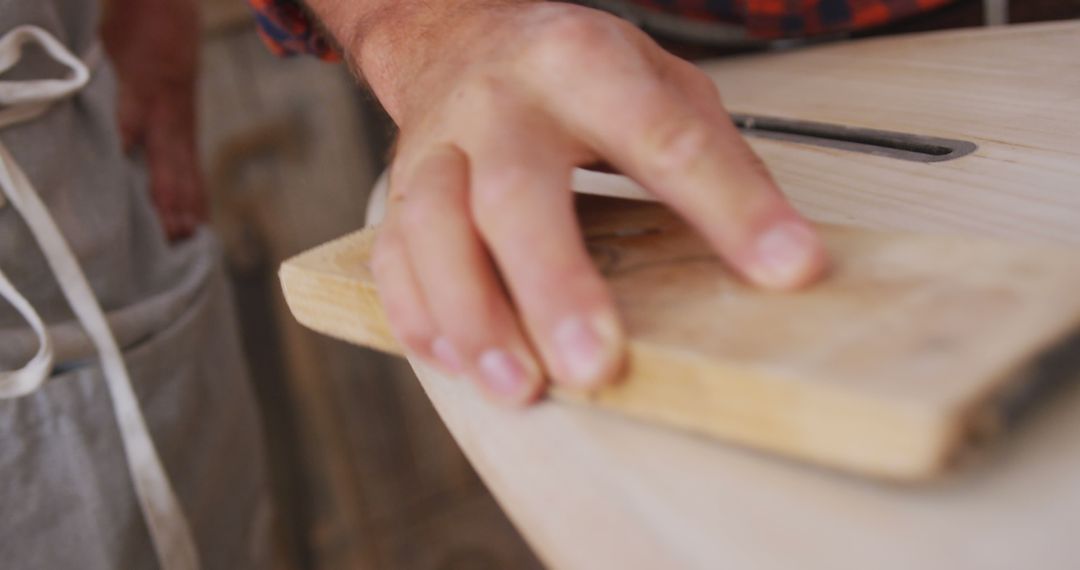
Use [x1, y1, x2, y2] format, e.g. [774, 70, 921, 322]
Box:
[248, 0, 955, 59]
[248, 0, 339, 61]
[639, 0, 957, 38]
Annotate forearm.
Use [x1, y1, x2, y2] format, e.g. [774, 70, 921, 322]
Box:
[302, 0, 534, 121]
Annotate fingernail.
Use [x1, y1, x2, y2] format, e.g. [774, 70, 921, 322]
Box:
[554, 314, 621, 387]
[752, 221, 818, 288]
[477, 349, 534, 399]
[431, 337, 464, 373]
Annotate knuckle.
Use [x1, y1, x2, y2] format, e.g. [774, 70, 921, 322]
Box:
[455, 73, 508, 111]
[689, 72, 722, 103]
[526, 12, 620, 71]
[469, 166, 531, 226]
[543, 13, 609, 45]
[647, 119, 714, 175]
[543, 259, 609, 309]
[669, 60, 722, 103]
[442, 74, 517, 128]
[370, 234, 401, 278]
[398, 193, 441, 229]
[442, 297, 507, 353]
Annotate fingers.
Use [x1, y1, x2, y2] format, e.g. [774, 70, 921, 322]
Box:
[368, 6, 829, 411]
[116, 86, 143, 152]
[145, 104, 206, 241]
[369, 213, 443, 364]
[389, 145, 544, 405]
[545, 50, 828, 290]
[119, 96, 186, 239]
[466, 124, 625, 390]
[146, 150, 188, 240]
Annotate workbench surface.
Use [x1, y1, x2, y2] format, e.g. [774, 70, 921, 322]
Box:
[328, 22, 1080, 569]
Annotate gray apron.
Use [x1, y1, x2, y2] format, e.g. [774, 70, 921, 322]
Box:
[0, 1, 270, 568]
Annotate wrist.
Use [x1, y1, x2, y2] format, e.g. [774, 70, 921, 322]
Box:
[306, 0, 534, 121]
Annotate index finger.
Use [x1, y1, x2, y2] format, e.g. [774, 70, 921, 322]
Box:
[546, 53, 828, 290]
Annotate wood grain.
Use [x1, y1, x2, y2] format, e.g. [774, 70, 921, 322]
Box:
[283, 21, 1080, 569]
[281, 194, 1080, 479]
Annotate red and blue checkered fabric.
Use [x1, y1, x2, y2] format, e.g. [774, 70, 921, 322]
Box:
[249, 0, 339, 60]
[249, 0, 955, 60]
[637, 0, 955, 37]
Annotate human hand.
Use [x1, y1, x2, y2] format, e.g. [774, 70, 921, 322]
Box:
[102, 0, 206, 241]
[351, 2, 829, 404]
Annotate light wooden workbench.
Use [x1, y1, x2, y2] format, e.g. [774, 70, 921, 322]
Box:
[372, 22, 1080, 569]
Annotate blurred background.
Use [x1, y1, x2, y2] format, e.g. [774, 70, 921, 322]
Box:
[195, 1, 1078, 569]
[197, 2, 542, 569]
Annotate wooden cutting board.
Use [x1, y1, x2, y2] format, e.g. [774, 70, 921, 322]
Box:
[279, 22, 1080, 481]
[281, 192, 1080, 480]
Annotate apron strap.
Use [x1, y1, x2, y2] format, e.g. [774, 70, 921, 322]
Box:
[0, 25, 200, 570]
[0, 265, 53, 397]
